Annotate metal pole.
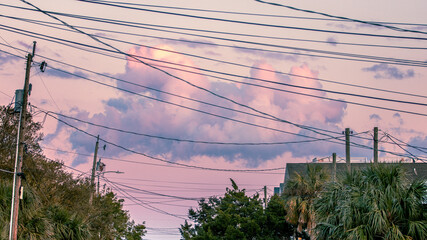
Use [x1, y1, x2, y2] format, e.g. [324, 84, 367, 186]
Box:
[9, 41, 36, 240]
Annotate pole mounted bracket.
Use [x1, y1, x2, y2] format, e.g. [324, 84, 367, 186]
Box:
[16, 172, 26, 180]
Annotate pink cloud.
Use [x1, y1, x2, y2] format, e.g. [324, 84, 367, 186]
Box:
[45, 46, 349, 167]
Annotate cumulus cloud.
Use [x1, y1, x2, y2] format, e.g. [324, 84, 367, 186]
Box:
[363, 63, 414, 80]
[45, 45, 351, 167]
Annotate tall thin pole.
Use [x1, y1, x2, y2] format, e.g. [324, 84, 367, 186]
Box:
[332, 153, 337, 182]
[345, 128, 351, 173]
[374, 127, 378, 164]
[9, 41, 36, 240]
[264, 186, 267, 209]
[89, 135, 99, 204]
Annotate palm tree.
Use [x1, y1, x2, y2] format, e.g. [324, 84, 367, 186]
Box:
[314, 164, 427, 240]
[0, 181, 53, 239]
[282, 164, 329, 239]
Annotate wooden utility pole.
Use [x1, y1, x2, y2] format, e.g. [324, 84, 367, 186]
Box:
[373, 127, 378, 164]
[345, 128, 351, 173]
[89, 135, 100, 204]
[264, 186, 267, 209]
[332, 153, 337, 182]
[9, 41, 36, 240]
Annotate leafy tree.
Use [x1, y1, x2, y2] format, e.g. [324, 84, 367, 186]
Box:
[314, 164, 427, 240]
[90, 191, 146, 240]
[281, 164, 329, 239]
[0, 105, 145, 239]
[180, 179, 293, 239]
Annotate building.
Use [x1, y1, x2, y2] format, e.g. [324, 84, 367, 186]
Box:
[274, 157, 427, 195]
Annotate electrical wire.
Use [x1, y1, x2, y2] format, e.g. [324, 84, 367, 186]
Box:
[104, 177, 188, 220]
[382, 132, 423, 161]
[254, 0, 427, 35]
[47, 63, 427, 118]
[44, 109, 348, 146]
[2, 28, 427, 103]
[3, 15, 426, 68]
[3, 18, 426, 71]
[0, 2, 363, 141]
[4, 13, 427, 51]
[75, 0, 427, 41]
[37, 109, 289, 173]
[73, 0, 427, 27]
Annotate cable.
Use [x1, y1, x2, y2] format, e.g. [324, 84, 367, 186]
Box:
[46, 63, 427, 119]
[38, 109, 289, 173]
[33, 70, 341, 140]
[0, 2, 355, 141]
[45, 109, 347, 146]
[382, 132, 424, 161]
[5, 13, 427, 51]
[105, 179, 201, 201]
[0, 168, 15, 174]
[3, 19, 426, 68]
[380, 130, 427, 154]
[2, 30, 427, 102]
[104, 177, 188, 220]
[254, 0, 427, 35]
[75, 0, 427, 41]
[73, 0, 427, 27]
[34, 69, 62, 112]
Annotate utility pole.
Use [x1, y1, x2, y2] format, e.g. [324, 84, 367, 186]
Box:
[345, 128, 351, 173]
[373, 127, 378, 164]
[9, 41, 36, 240]
[332, 153, 337, 182]
[263, 186, 267, 209]
[89, 135, 99, 204]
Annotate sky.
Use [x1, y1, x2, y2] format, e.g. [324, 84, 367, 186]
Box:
[1, 0, 427, 239]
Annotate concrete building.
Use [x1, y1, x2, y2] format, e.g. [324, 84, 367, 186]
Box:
[273, 157, 427, 194]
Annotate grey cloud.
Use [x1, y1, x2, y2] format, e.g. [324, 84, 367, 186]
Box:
[369, 114, 381, 121]
[162, 38, 218, 49]
[105, 98, 129, 113]
[363, 63, 414, 80]
[0, 52, 19, 65]
[234, 48, 300, 62]
[326, 37, 338, 46]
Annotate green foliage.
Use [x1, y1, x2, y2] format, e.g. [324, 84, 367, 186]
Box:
[180, 179, 293, 239]
[0, 106, 145, 239]
[314, 164, 427, 240]
[281, 164, 329, 238]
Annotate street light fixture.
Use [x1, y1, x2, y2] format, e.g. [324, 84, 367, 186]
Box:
[97, 171, 124, 194]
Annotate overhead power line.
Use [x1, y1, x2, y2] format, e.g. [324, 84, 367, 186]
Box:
[254, 0, 427, 35]
[3, 17, 427, 68]
[41, 109, 345, 146]
[5, 13, 427, 52]
[17, 1, 344, 141]
[37, 109, 288, 173]
[73, 0, 427, 27]
[76, 0, 427, 41]
[3, 26, 426, 102]
[3, 2, 427, 41]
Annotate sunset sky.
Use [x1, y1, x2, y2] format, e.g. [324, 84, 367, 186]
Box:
[1, 0, 427, 239]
